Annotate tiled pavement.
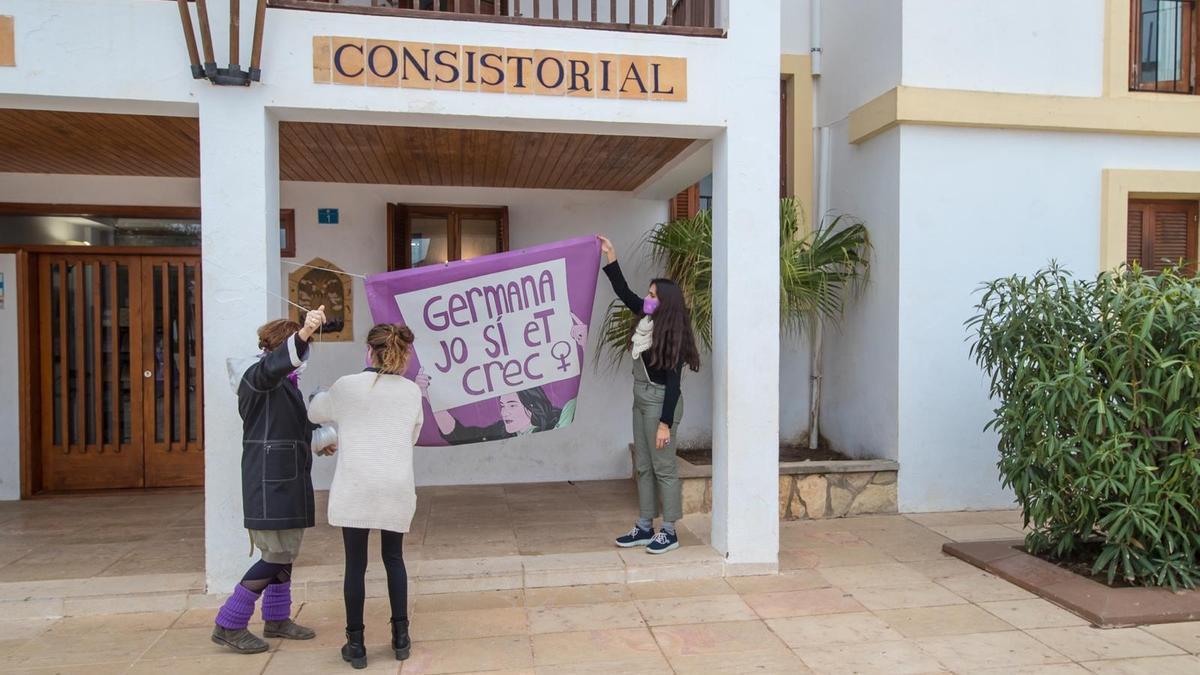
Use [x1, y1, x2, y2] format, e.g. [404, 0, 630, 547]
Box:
[1, 488, 1199, 673]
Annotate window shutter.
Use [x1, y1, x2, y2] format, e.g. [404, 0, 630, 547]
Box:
[1127, 204, 1144, 268]
[1153, 207, 1192, 268]
[1128, 199, 1199, 274]
[669, 183, 700, 221]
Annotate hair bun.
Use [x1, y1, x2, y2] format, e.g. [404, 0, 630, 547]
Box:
[396, 325, 415, 344]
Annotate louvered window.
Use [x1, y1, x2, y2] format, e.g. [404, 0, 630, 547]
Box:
[668, 183, 700, 221]
[1127, 199, 1199, 273]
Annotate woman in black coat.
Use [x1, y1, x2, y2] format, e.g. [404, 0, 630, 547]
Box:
[211, 306, 327, 654]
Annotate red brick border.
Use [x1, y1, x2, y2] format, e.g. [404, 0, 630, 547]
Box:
[943, 540, 1200, 628]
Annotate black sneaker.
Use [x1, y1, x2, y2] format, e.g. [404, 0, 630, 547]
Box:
[646, 529, 679, 554]
[614, 525, 654, 548]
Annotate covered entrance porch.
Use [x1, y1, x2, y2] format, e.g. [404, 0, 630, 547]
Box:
[0, 89, 782, 592]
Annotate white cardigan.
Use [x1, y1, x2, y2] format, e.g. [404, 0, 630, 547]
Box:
[308, 371, 424, 533]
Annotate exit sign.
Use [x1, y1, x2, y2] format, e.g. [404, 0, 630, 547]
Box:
[318, 208, 339, 225]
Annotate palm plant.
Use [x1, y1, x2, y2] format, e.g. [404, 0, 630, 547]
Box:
[598, 198, 871, 447]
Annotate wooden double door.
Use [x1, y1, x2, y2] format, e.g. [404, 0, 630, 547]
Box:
[37, 253, 204, 491]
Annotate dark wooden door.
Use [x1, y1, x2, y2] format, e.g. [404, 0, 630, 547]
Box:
[36, 253, 203, 491]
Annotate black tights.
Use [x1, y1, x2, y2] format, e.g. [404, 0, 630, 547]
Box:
[239, 560, 292, 593]
[342, 527, 407, 631]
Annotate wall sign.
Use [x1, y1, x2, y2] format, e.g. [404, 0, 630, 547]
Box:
[0, 16, 14, 67]
[318, 208, 339, 225]
[313, 36, 686, 102]
[289, 257, 354, 342]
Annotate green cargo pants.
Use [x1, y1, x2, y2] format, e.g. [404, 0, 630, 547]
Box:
[632, 357, 684, 524]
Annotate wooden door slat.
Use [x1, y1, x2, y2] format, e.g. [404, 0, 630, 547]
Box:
[161, 261, 173, 452]
[91, 261, 103, 454]
[108, 261, 119, 453]
[73, 261, 85, 453]
[177, 262, 189, 451]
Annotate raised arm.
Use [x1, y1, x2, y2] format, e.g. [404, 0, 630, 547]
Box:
[243, 305, 326, 391]
[598, 236, 644, 315]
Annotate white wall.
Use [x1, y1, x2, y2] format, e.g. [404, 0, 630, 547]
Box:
[816, 0, 901, 126]
[896, 125, 1200, 511]
[0, 254, 20, 500]
[0, 173, 811, 491]
[781, 0, 812, 55]
[818, 121, 899, 463]
[902, 0, 1105, 97]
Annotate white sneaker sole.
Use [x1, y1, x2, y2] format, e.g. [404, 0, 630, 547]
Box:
[615, 539, 652, 548]
[646, 542, 680, 554]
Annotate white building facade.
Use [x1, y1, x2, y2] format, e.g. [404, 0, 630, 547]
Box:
[0, 0, 1197, 590]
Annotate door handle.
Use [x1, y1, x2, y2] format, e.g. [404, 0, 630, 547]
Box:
[144, 370, 153, 378]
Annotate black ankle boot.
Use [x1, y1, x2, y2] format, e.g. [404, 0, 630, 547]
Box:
[341, 628, 367, 669]
[390, 618, 411, 661]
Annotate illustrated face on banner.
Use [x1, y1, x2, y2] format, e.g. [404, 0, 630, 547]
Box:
[499, 393, 532, 433]
[365, 236, 601, 447]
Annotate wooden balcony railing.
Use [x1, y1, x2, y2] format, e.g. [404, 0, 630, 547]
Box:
[267, 0, 724, 37]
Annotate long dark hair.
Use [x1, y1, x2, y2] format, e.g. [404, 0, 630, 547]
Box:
[645, 278, 700, 372]
[516, 387, 561, 432]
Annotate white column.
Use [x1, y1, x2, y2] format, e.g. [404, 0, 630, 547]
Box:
[710, 0, 781, 570]
[201, 99, 281, 591]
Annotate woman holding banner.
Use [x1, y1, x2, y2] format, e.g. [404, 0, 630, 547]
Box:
[308, 323, 423, 669]
[597, 235, 700, 555]
[211, 307, 326, 655]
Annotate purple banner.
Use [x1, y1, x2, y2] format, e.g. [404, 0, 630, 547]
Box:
[365, 236, 602, 447]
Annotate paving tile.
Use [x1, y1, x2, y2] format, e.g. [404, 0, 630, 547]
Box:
[906, 511, 1021, 527]
[916, 631, 1072, 671]
[929, 524, 1029, 542]
[530, 628, 659, 666]
[934, 571, 1037, 602]
[410, 607, 529, 641]
[875, 603, 1015, 638]
[527, 601, 644, 634]
[1080, 655, 1200, 674]
[4, 661, 134, 675]
[847, 581, 968, 610]
[534, 658, 672, 675]
[636, 594, 757, 626]
[5, 625, 165, 669]
[818, 563, 930, 589]
[413, 589, 524, 613]
[669, 649, 813, 674]
[0, 618, 57, 641]
[724, 570, 828, 594]
[741, 587, 865, 619]
[914, 557, 988, 579]
[1142, 622, 1200, 654]
[128, 652, 274, 675]
[792, 544, 898, 568]
[625, 577, 735, 600]
[962, 666, 1089, 675]
[767, 612, 904, 646]
[401, 635, 532, 674]
[522, 584, 631, 607]
[978, 599, 1090, 629]
[652, 620, 790, 658]
[1026, 627, 1184, 662]
[795, 639, 948, 674]
[265, 646, 399, 673]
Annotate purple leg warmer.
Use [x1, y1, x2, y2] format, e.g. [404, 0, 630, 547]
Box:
[215, 584, 260, 630]
[261, 581, 293, 622]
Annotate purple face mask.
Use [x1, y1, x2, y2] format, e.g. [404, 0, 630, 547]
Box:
[643, 296, 659, 315]
[364, 346, 373, 368]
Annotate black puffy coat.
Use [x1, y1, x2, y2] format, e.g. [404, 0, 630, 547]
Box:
[233, 334, 317, 531]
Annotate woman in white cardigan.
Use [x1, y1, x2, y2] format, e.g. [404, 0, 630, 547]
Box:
[308, 323, 423, 670]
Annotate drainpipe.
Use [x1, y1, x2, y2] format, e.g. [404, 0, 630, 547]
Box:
[808, 0, 829, 450]
[810, 0, 822, 76]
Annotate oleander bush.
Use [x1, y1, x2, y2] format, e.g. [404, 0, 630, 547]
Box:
[968, 264, 1200, 589]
